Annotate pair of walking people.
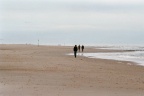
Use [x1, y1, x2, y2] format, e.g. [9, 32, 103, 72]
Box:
[73, 45, 84, 58]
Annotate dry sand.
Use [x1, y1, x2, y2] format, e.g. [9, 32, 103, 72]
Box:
[0, 44, 144, 96]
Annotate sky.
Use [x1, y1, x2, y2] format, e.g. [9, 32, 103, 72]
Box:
[0, 0, 144, 45]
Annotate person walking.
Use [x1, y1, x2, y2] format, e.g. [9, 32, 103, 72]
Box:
[73, 45, 78, 58]
[78, 45, 80, 52]
[81, 45, 84, 52]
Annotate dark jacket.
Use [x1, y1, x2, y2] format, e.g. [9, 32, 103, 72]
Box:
[82, 45, 84, 49]
[73, 46, 78, 51]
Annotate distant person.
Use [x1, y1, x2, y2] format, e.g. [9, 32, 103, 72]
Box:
[73, 45, 78, 58]
[78, 45, 80, 52]
[81, 45, 84, 52]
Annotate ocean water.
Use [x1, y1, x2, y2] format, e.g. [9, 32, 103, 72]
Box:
[68, 45, 144, 66]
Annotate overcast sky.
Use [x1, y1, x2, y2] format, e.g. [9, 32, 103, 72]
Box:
[0, 0, 144, 45]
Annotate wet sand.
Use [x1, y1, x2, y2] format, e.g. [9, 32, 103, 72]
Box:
[0, 44, 144, 96]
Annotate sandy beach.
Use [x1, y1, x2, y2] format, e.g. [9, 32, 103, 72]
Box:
[0, 44, 144, 96]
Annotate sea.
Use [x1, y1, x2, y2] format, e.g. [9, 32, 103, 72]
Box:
[68, 45, 144, 66]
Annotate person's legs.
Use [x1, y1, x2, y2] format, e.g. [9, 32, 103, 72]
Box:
[74, 51, 77, 58]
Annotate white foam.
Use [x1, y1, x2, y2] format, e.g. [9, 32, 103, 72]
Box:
[68, 51, 144, 66]
[83, 52, 144, 66]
